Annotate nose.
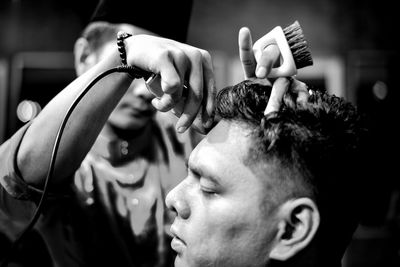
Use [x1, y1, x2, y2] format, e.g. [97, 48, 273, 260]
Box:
[165, 179, 191, 220]
[130, 79, 155, 101]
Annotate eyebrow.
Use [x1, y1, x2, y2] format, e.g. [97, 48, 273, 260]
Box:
[187, 160, 222, 185]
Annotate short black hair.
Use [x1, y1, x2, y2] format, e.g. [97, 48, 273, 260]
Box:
[80, 21, 119, 52]
[216, 79, 369, 262]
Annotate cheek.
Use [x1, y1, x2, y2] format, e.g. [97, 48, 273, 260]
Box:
[186, 201, 271, 266]
[219, 209, 271, 251]
[216, 212, 272, 266]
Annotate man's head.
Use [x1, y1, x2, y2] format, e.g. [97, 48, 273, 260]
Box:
[166, 79, 368, 267]
[74, 0, 193, 132]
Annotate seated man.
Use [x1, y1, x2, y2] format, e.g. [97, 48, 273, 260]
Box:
[166, 77, 369, 267]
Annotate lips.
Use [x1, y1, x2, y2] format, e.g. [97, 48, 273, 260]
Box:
[170, 225, 186, 253]
[171, 236, 186, 254]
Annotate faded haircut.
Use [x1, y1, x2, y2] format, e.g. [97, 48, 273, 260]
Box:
[215, 79, 369, 260]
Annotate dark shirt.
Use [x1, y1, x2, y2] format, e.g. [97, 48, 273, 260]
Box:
[0, 113, 192, 266]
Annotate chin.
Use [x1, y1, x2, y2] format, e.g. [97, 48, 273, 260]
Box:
[174, 256, 188, 267]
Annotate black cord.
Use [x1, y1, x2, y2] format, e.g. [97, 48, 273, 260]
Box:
[0, 65, 150, 267]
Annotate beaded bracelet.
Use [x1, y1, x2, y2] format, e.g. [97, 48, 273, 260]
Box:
[117, 31, 132, 66]
[116, 31, 152, 80]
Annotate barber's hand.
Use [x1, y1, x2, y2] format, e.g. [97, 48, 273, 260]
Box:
[126, 35, 216, 134]
[238, 27, 281, 80]
[238, 27, 310, 114]
[265, 78, 310, 114]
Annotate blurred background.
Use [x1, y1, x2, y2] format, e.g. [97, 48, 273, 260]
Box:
[0, 0, 399, 266]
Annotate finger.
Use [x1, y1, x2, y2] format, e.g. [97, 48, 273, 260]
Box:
[176, 50, 204, 133]
[190, 110, 207, 135]
[170, 47, 190, 92]
[150, 48, 189, 111]
[151, 90, 182, 112]
[238, 27, 256, 79]
[255, 44, 281, 78]
[156, 51, 183, 96]
[290, 79, 309, 105]
[264, 77, 290, 115]
[200, 50, 216, 130]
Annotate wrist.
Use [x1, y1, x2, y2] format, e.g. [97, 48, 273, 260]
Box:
[116, 32, 153, 80]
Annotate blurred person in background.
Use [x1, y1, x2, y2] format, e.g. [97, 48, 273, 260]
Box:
[0, 0, 215, 265]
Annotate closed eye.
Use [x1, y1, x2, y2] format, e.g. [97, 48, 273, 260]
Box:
[199, 178, 219, 197]
[188, 159, 221, 197]
[200, 186, 216, 195]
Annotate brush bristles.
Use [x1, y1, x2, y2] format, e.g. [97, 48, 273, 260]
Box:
[283, 20, 313, 69]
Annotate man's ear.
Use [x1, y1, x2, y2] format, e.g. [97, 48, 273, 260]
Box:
[269, 198, 320, 261]
[74, 37, 97, 76]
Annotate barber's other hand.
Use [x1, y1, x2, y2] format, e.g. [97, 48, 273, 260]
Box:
[125, 35, 216, 134]
[238, 27, 310, 114]
[238, 27, 281, 80]
[264, 78, 310, 115]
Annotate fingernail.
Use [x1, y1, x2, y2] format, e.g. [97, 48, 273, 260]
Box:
[256, 67, 267, 78]
[177, 126, 187, 133]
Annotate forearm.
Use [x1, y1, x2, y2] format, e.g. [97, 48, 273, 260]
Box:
[15, 33, 217, 188]
[17, 49, 131, 187]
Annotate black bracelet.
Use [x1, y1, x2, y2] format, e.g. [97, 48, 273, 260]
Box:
[117, 31, 132, 65]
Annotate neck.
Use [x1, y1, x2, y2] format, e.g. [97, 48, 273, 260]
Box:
[267, 243, 342, 267]
[97, 122, 156, 162]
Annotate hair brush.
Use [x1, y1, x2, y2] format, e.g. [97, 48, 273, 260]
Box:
[254, 20, 313, 78]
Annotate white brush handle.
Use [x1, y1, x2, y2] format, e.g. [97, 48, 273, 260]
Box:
[253, 26, 297, 78]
